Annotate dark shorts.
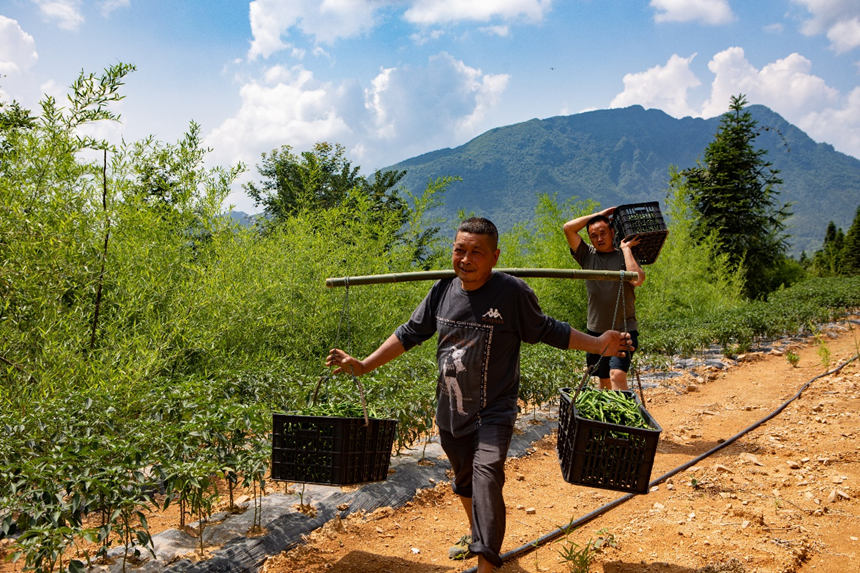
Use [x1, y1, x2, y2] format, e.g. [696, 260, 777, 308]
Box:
[586, 329, 638, 379]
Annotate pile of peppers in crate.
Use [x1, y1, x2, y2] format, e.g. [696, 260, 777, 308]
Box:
[573, 389, 651, 429]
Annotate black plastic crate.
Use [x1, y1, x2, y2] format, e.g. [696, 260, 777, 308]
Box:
[557, 387, 661, 494]
[611, 202, 669, 265]
[271, 413, 397, 486]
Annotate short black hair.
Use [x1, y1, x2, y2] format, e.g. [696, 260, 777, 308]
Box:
[586, 214, 612, 232]
[456, 217, 499, 250]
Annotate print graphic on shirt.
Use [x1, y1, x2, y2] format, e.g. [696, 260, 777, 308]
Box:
[442, 345, 468, 415]
[437, 318, 493, 423]
[482, 307, 503, 321]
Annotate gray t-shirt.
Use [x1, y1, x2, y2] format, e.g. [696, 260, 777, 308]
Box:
[571, 242, 638, 332]
[395, 272, 571, 437]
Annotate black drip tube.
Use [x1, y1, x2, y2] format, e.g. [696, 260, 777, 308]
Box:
[462, 352, 859, 573]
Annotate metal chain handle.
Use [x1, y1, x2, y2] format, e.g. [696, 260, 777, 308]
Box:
[311, 279, 371, 425]
[576, 274, 647, 407]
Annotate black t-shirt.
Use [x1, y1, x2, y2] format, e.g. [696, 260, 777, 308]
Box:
[395, 272, 571, 437]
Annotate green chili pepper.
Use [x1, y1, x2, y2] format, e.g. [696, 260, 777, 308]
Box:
[573, 390, 650, 429]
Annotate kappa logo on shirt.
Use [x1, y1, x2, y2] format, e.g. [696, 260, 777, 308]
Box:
[482, 307, 504, 323]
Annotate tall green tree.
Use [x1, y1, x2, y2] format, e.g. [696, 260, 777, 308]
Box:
[681, 94, 792, 298]
[244, 141, 406, 222]
[838, 206, 860, 275]
[242, 140, 447, 263]
[810, 221, 845, 276]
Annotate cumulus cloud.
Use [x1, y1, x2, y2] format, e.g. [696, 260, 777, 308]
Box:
[364, 53, 508, 149]
[701, 46, 857, 158]
[650, 0, 734, 25]
[208, 53, 509, 211]
[610, 46, 858, 158]
[206, 65, 356, 169]
[248, 0, 383, 60]
[826, 18, 860, 53]
[32, 0, 85, 31]
[403, 0, 552, 25]
[0, 16, 38, 76]
[701, 47, 838, 117]
[479, 25, 511, 37]
[100, 0, 130, 17]
[792, 0, 860, 52]
[801, 87, 860, 158]
[609, 53, 701, 117]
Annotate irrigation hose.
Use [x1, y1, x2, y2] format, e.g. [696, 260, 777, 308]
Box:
[461, 351, 860, 573]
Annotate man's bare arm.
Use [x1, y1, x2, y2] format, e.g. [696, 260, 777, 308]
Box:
[562, 206, 615, 251]
[619, 236, 646, 287]
[327, 333, 406, 376]
[568, 328, 633, 356]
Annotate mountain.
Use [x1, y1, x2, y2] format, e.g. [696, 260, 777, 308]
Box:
[228, 210, 256, 227]
[385, 105, 860, 256]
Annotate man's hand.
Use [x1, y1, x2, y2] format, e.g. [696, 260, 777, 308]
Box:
[618, 235, 646, 287]
[326, 348, 365, 376]
[596, 330, 635, 357]
[619, 235, 641, 251]
[600, 206, 616, 218]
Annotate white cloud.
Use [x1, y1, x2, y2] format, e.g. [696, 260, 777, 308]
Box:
[480, 25, 511, 37]
[362, 53, 509, 157]
[610, 53, 701, 117]
[764, 22, 784, 34]
[248, 0, 383, 60]
[701, 46, 856, 157]
[206, 64, 356, 169]
[404, 0, 552, 25]
[39, 78, 62, 98]
[701, 47, 837, 118]
[100, 0, 130, 17]
[208, 53, 509, 211]
[650, 0, 734, 25]
[826, 17, 860, 53]
[0, 16, 38, 75]
[206, 64, 360, 212]
[792, 0, 860, 52]
[801, 87, 860, 158]
[32, 0, 85, 31]
[609, 47, 858, 158]
[410, 27, 446, 46]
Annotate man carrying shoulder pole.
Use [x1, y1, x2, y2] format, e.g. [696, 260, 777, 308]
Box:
[327, 217, 633, 572]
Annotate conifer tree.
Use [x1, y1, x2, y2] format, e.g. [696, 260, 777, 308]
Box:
[841, 206, 860, 275]
[681, 94, 791, 298]
[810, 221, 844, 276]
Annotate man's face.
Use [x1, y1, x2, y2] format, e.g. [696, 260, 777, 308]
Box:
[587, 221, 615, 253]
[451, 231, 500, 291]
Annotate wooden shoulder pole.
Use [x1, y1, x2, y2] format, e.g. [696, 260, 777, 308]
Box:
[325, 268, 640, 287]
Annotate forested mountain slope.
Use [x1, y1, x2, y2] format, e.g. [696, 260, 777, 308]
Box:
[386, 105, 859, 255]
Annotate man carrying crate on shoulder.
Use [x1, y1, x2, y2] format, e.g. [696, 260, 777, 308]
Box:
[327, 217, 632, 572]
[563, 207, 646, 391]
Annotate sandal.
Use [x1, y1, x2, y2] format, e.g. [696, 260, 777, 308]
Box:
[448, 534, 474, 560]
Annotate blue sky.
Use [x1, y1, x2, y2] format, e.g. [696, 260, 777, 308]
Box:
[1, 0, 858, 213]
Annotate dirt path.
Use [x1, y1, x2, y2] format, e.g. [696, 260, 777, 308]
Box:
[262, 318, 859, 573]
